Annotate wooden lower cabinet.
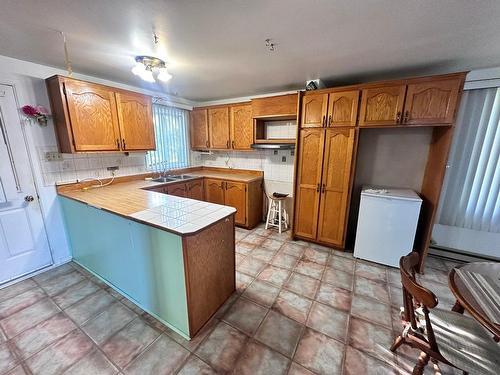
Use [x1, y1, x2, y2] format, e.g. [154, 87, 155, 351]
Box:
[204, 179, 225, 205]
[167, 183, 187, 197]
[224, 181, 246, 225]
[186, 179, 204, 200]
[316, 129, 356, 246]
[293, 128, 356, 248]
[151, 176, 262, 229]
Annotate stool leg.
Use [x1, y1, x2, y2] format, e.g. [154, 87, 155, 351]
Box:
[265, 198, 272, 230]
[278, 200, 282, 234]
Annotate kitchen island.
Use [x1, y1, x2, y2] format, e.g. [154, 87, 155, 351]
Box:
[58, 172, 238, 339]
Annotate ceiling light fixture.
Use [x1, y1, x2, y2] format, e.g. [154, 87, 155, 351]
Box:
[132, 56, 172, 83]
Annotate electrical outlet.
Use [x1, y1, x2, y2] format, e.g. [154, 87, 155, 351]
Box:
[45, 151, 62, 161]
[282, 156, 287, 162]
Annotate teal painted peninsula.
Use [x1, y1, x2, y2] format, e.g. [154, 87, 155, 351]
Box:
[58, 175, 236, 339]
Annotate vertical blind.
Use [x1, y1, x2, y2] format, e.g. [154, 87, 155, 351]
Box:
[146, 104, 190, 172]
[438, 87, 500, 233]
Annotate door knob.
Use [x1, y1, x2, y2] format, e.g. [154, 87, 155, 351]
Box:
[24, 195, 35, 202]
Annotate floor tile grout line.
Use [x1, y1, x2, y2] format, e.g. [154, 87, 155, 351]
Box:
[8, 263, 138, 374]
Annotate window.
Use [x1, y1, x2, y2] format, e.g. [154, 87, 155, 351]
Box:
[438, 87, 500, 234]
[146, 104, 190, 171]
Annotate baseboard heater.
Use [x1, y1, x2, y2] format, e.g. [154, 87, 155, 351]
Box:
[429, 245, 500, 263]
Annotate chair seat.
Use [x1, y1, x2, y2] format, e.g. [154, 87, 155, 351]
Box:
[429, 309, 500, 375]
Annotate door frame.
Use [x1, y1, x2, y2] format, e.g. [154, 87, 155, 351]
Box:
[0, 81, 54, 284]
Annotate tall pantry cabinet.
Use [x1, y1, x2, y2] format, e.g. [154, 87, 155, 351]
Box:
[294, 90, 358, 248]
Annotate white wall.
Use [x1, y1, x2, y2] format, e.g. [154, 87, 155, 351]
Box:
[0, 54, 193, 265]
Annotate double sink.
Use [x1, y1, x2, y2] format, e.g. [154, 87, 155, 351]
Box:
[152, 174, 198, 183]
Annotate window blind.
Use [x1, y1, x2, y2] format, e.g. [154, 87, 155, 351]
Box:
[146, 104, 190, 172]
[438, 87, 500, 233]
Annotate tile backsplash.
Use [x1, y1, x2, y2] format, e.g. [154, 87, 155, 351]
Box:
[191, 149, 295, 196]
[38, 146, 148, 186]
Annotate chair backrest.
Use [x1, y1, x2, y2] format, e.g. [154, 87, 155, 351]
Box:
[399, 252, 440, 350]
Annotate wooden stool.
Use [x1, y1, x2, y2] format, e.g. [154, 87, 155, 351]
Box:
[265, 194, 289, 233]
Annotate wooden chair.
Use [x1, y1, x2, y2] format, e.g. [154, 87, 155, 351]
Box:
[391, 252, 500, 375]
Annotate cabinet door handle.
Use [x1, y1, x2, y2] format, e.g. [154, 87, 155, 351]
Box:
[404, 110, 410, 123]
[206, 140, 210, 148]
[121, 138, 126, 150]
[321, 183, 326, 193]
[232, 140, 235, 149]
[116, 139, 120, 149]
[316, 183, 320, 192]
[396, 111, 401, 123]
[322, 115, 326, 127]
[328, 115, 332, 127]
[226, 140, 230, 148]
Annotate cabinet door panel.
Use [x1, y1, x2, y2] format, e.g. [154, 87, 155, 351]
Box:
[230, 104, 253, 150]
[190, 109, 209, 149]
[403, 78, 461, 125]
[116, 92, 155, 150]
[294, 129, 325, 239]
[327, 90, 359, 127]
[301, 93, 328, 128]
[225, 181, 247, 225]
[167, 183, 187, 197]
[359, 85, 406, 126]
[204, 179, 225, 205]
[317, 128, 355, 247]
[187, 180, 204, 201]
[64, 80, 121, 151]
[208, 107, 230, 149]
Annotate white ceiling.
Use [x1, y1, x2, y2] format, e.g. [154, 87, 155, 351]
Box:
[1, 0, 500, 102]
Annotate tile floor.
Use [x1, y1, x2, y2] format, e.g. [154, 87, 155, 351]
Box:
[0, 224, 465, 375]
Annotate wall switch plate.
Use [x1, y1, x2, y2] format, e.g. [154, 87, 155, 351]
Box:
[282, 156, 287, 162]
[45, 151, 62, 161]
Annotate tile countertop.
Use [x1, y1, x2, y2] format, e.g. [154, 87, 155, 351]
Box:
[56, 174, 238, 236]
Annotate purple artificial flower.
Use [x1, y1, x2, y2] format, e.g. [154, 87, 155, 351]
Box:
[22, 105, 38, 117]
[35, 105, 49, 115]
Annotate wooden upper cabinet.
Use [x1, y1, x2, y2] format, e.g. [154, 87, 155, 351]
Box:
[327, 90, 360, 127]
[316, 128, 355, 247]
[204, 178, 225, 205]
[186, 179, 204, 201]
[294, 129, 325, 239]
[252, 94, 297, 118]
[359, 84, 406, 126]
[403, 78, 462, 125]
[63, 79, 121, 152]
[224, 181, 247, 225]
[116, 92, 155, 151]
[208, 107, 230, 149]
[230, 104, 253, 150]
[190, 109, 209, 149]
[301, 93, 328, 128]
[46, 75, 155, 153]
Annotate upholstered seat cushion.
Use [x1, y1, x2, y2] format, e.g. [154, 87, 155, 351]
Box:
[429, 308, 500, 375]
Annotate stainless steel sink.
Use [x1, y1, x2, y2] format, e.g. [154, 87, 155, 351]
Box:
[152, 174, 197, 183]
[152, 176, 178, 183]
[169, 174, 197, 180]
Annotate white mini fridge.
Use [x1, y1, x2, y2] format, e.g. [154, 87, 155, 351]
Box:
[354, 187, 422, 267]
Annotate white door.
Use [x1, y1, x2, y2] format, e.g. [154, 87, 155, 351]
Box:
[0, 84, 52, 284]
